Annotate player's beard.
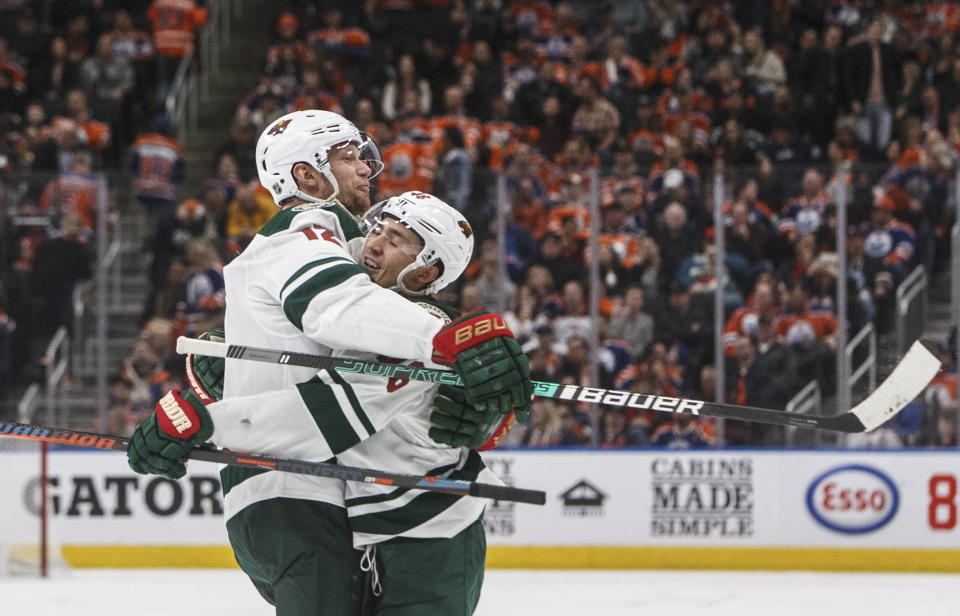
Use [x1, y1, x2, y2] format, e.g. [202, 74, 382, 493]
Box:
[339, 188, 371, 217]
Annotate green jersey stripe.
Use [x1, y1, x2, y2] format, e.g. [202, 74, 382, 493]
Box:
[280, 257, 353, 297]
[282, 263, 370, 331]
[257, 203, 363, 239]
[349, 490, 461, 536]
[321, 203, 363, 240]
[297, 376, 362, 452]
[327, 369, 376, 437]
[220, 465, 269, 497]
[257, 208, 299, 237]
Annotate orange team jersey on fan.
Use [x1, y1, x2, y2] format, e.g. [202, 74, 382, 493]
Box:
[130, 133, 184, 202]
[308, 28, 371, 48]
[600, 55, 646, 91]
[39, 173, 98, 230]
[427, 116, 482, 154]
[482, 121, 540, 169]
[639, 62, 684, 90]
[548, 205, 589, 239]
[513, 200, 549, 239]
[379, 142, 437, 196]
[926, 371, 958, 404]
[148, 0, 208, 57]
[627, 129, 663, 156]
[649, 158, 700, 183]
[79, 119, 111, 151]
[598, 233, 641, 268]
[291, 91, 343, 114]
[722, 306, 777, 355]
[774, 310, 837, 342]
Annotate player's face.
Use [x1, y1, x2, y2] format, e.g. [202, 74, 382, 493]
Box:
[361, 217, 424, 289]
[328, 143, 372, 216]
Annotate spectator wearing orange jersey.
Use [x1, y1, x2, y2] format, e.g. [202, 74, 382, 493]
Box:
[541, 134, 596, 204]
[58, 89, 112, 157]
[722, 278, 780, 356]
[511, 176, 549, 239]
[775, 278, 838, 395]
[38, 151, 98, 234]
[306, 8, 371, 62]
[148, 0, 208, 105]
[128, 115, 185, 212]
[601, 35, 645, 100]
[378, 115, 437, 197]
[556, 34, 600, 87]
[775, 279, 838, 346]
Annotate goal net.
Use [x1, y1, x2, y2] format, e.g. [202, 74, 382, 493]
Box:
[0, 436, 69, 577]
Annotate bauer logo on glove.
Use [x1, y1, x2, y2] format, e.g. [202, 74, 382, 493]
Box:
[452, 315, 509, 347]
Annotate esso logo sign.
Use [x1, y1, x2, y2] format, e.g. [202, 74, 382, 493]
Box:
[805, 465, 899, 534]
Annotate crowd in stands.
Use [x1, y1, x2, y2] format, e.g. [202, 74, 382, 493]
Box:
[0, 0, 205, 413]
[1, 1, 957, 449]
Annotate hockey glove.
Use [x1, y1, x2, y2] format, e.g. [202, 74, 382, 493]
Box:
[429, 385, 503, 448]
[184, 328, 225, 403]
[432, 309, 533, 417]
[127, 389, 214, 480]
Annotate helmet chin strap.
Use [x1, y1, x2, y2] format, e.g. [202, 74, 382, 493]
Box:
[288, 163, 340, 205]
[392, 262, 430, 296]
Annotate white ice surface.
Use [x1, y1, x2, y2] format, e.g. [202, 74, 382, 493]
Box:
[1, 569, 957, 616]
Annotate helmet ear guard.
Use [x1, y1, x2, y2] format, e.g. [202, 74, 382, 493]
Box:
[362, 192, 474, 295]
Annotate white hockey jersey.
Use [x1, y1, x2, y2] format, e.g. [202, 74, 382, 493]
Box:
[214, 202, 444, 518]
[209, 202, 495, 545]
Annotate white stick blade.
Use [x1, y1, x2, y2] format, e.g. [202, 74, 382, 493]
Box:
[851, 340, 941, 432]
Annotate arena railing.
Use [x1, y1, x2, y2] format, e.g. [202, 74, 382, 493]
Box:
[16, 384, 40, 423]
[167, 0, 237, 135]
[784, 379, 821, 446]
[846, 322, 878, 397]
[894, 265, 927, 357]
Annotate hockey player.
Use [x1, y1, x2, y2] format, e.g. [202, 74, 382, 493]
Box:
[127, 110, 532, 615]
[172, 192, 511, 614]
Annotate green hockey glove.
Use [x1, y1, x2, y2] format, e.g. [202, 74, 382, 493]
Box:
[127, 389, 214, 480]
[428, 385, 504, 448]
[185, 328, 225, 403]
[432, 309, 533, 417]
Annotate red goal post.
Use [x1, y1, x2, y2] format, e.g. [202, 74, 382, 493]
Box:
[0, 391, 68, 578]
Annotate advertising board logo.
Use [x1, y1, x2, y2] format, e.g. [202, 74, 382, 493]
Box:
[650, 457, 753, 538]
[482, 457, 516, 536]
[559, 480, 606, 517]
[806, 464, 899, 534]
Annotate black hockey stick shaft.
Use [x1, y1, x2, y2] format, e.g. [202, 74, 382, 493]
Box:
[0, 421, 546, 505]
[178, 338, 941, 434]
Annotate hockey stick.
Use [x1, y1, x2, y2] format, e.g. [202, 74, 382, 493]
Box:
[178, 337, 941, 433]
[0, 421, 546, 505]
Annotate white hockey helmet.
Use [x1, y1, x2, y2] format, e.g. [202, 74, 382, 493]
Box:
[362, 191, 475, 295]
[256, 109, 383, 207]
